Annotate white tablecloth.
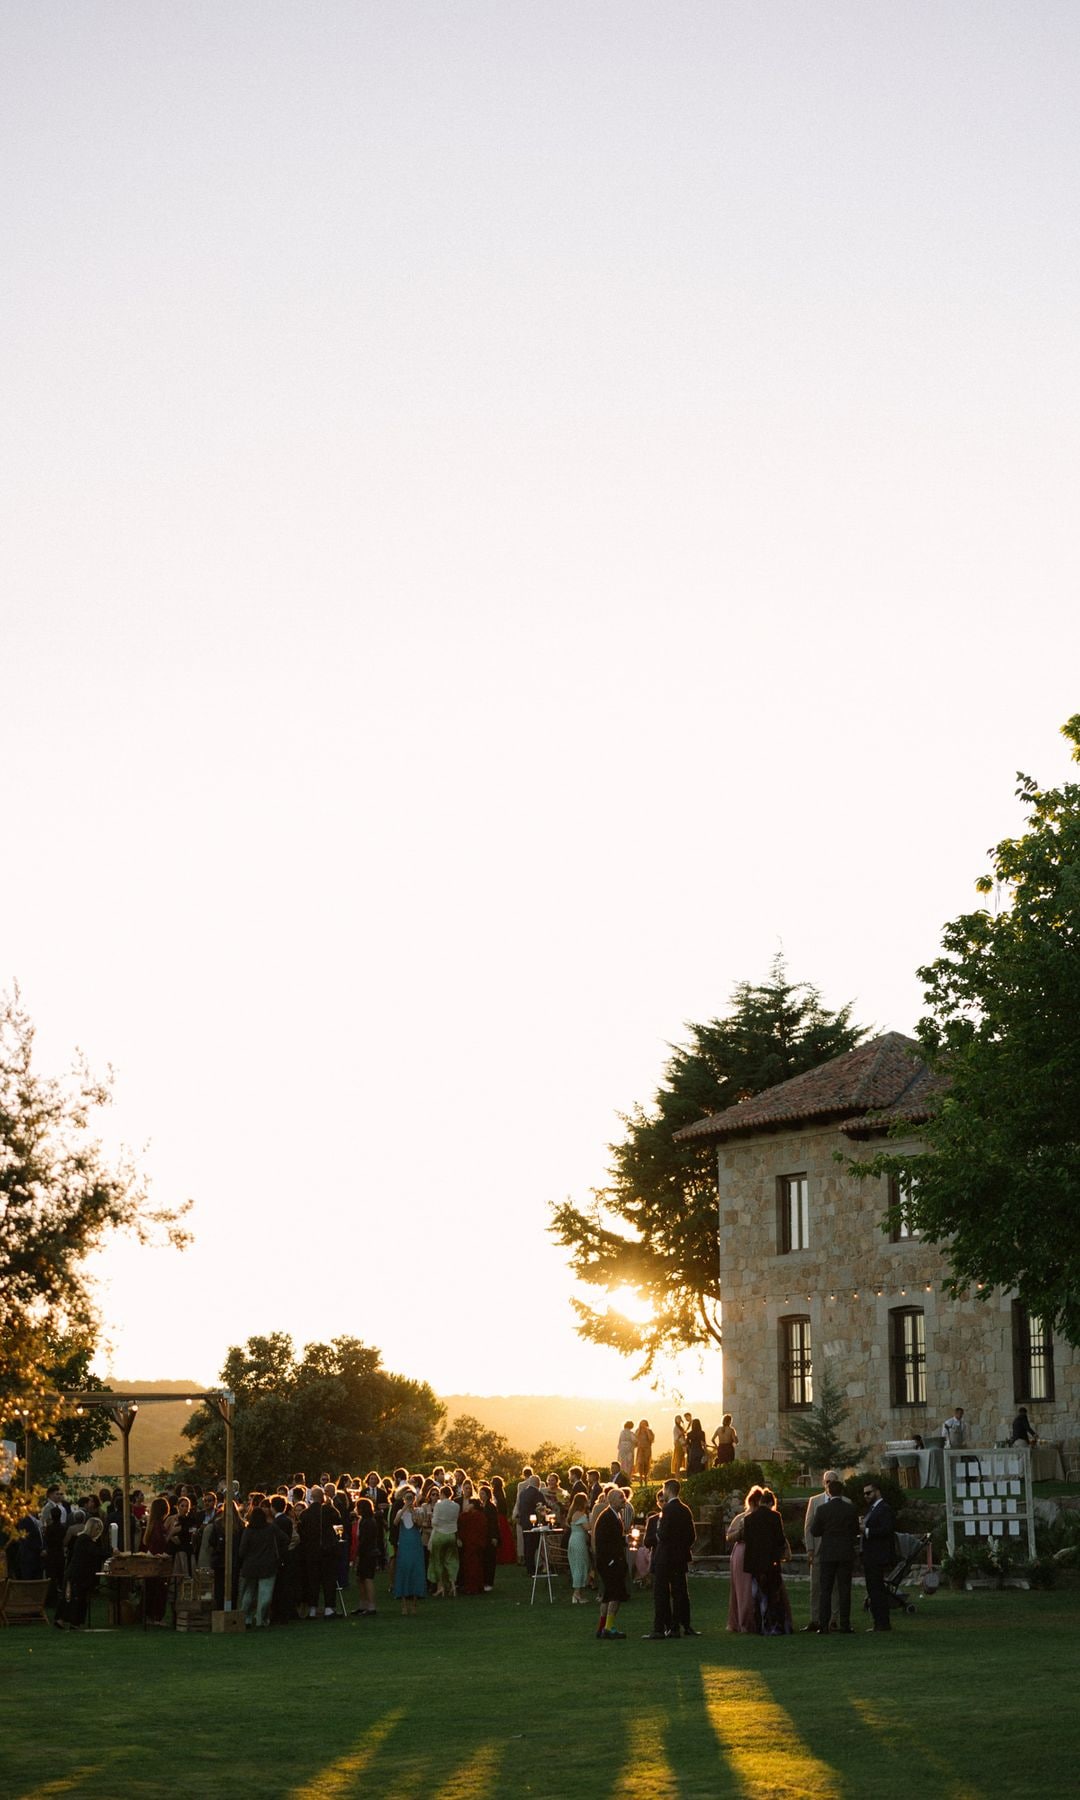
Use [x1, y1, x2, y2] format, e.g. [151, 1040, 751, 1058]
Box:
[1031, 1443, 1065, 1481]
[914, 1447, 945, 1488]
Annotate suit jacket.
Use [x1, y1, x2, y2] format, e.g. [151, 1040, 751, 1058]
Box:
[593, 1506, 627, 1573]
[860, 1498, 897, 1566]
[655, 1497, 696, 1568]
[810, 1496, 858, 1563]
[516, 1483, 542, 1526]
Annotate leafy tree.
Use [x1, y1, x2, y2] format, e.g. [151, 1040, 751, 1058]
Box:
[0, 987, 189, 1468]
[1, 1342, 114, 1485]
[864, 717, 1080, 1346]
[179, 1334, 445, 1488]
[550, 959, 865, 1373]
[439, 1414, 523, 1477]
[779, 1364, 867, 1473]
[529, 1440, 586, 1475]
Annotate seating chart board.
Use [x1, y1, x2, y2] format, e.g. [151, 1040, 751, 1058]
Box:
[943, 1449, 1035, 1557]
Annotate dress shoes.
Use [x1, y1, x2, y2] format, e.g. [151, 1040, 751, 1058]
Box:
[801, 1623, 820, 1633]
[681, 1627, 701, 1637]
[642, 1632, 670, 1640]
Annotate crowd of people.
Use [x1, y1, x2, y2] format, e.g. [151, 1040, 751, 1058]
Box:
[9, 1460, 683, 1632]
[9, 1448, 909, 1643]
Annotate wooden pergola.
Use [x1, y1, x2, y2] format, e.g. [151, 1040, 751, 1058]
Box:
[55, 1389, 238, 1610]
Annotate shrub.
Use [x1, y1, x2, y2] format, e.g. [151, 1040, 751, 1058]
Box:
[1027, 1553, 1058, 1589]
[632, 1460, 765, 1518]
[842, 1469, 905, 1518]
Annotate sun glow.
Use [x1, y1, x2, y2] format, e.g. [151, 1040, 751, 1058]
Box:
[607, 1285, 654, 1325]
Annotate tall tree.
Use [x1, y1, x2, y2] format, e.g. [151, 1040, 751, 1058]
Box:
[866, 716, 1080, 1346]
[0, 987, 189, 1463]
[550, 959, 865, 1374]
[179, 1334, 445, 1487]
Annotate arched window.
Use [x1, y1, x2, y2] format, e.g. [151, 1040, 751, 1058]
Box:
[779, 1316, 813, 1410]
[1012, 1303, 1054, 1403]
[889, 1307, 926, 1406]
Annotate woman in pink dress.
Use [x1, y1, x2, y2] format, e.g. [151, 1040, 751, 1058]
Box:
[726, 1486, 761, 1632]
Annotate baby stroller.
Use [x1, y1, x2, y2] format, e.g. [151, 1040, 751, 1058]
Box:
[863, 1532, 934, 1617]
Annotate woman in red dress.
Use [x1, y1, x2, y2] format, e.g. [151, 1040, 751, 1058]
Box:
[491, 1477, 517, 1564]
[456, 1499, 488, 1594]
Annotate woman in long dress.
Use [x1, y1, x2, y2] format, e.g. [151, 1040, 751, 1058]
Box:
[351, 1496, 379, 1617]
[391, 1489, 427, 1616]
[686, 1418, 708, 1474]
[616, 1422, 636, 1477]
[634, 1421, 655, 1482]
[427, 1485, 461, 1598]
[742, 1487, 793, 1635]
[566, 1494, 592, 1604]
[491, 1476, 517, 1565]
[456, 1499, 488, 1595]
[671, 1415, 688, 1477]
[726, 1487, 760, 1632]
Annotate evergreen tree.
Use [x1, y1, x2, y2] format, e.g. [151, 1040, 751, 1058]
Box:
[550, 958, 865, 1373]
[779, 1364, 867, 1473]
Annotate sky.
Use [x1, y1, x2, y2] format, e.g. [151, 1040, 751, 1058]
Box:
[3, 3, 1079, 1409]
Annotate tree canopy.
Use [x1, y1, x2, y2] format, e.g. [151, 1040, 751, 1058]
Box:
[550, 958, 865, 1374]
[868, 716, 1080, 1346]
[0, 987, 189, 1450]
[179, 1334, 445, 1487]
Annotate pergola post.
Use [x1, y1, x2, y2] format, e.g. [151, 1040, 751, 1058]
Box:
[214, 1392, 236, 1611]
[111, 1404, 138, 1551]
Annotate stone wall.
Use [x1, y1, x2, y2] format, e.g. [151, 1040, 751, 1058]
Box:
[717, 1122, 1080, 1460]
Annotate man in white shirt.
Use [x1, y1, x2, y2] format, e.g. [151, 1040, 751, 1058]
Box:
[942, 1407, 967, 1449]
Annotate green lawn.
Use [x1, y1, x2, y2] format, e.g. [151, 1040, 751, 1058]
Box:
[1, 1570, 1073, 1799]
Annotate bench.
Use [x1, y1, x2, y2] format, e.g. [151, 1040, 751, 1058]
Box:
[0, 1578, 50, 1626]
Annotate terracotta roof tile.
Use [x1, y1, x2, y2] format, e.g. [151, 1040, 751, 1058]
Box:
[674, 1031, 936, 1143]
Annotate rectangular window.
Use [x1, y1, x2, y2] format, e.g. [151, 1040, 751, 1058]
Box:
[780, 1316, 813, 1409]
[778, 1174, 809, 1253]
[888, 1172, 919, 1241]
[890, 1308, 926, 1406]
[1013, 1303, 1055, 1403]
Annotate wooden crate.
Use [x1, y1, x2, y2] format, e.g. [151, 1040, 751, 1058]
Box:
[211, 1609, 245, 1634]
[103, 1554, 173, 1578]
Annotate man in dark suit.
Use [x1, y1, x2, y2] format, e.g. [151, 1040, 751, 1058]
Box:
[515, 1475, 544, 1575]
[810, 1476, 858, 1633]
[644, 1479, 698, 1639]
[860, 1479, 897, 1631]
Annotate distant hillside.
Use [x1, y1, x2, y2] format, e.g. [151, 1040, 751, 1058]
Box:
[71, 1383, 725, 1482]
[72, 1380, 205, 1481]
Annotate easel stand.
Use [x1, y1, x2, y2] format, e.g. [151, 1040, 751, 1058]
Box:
[530, 1527, 555, 1606]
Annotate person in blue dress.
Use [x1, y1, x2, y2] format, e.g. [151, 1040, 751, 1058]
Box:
[392, 1488, 427, 1616]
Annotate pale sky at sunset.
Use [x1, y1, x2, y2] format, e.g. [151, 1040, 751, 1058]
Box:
[3, 3, 1078, 1412]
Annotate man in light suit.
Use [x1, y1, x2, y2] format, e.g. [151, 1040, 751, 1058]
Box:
[802, 1468, 844, 1632]
[860, 1479, 897, 1632]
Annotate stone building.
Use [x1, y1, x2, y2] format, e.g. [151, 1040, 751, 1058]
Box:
[676, 1032, 1079, 1457]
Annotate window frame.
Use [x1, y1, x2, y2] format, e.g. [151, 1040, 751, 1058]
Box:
[779, 1314, 813, 1411]
[777, 1173, 810, 1254]
[887, 1171, 919, 1242]
[889, 1305, 927, 1407]
[1012, 1302, 1055, 1403]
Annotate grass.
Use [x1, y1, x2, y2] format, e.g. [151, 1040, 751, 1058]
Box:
[1, 1568, 1076, 1798]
